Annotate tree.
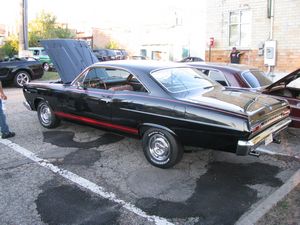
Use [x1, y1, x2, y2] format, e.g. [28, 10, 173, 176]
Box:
[28, 11, 75, 47]
[105, 40, 119, 49]
[0, 11, 75, 58]
[0, 35, 19, 58]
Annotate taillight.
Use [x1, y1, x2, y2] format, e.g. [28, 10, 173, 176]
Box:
[251, 124, 262, 132]
[281, 108, 290, 117]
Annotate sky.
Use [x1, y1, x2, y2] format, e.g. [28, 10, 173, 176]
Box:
[0, 0, 207, 58]
[0, 0, 206, 30]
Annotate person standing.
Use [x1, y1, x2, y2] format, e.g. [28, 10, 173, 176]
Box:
[0, 81, 15, 139]
[229, 47, 244, 64]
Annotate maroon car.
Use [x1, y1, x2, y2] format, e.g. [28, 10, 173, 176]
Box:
[188, 62, 300, 128]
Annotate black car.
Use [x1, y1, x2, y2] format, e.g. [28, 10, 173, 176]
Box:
[179, 56, 204, 62]
[0, 57, 44, 87]
[93, 49, 117, 61]
[23, 39, 291, 168]
[119, 49, 128, 59]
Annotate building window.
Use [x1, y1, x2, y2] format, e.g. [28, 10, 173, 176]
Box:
[229, 10, 251, 47]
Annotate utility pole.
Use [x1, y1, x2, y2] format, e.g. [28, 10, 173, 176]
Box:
[19, 0, 28, 56]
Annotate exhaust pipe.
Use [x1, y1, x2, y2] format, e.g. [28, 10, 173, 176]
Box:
[273, 137, 281, 144]
[249, 149, 260, 157]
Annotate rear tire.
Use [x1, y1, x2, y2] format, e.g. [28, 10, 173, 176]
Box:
[37, 101, 60, 128]
[142, 128, 183, 168]
[43, 62, 50, 71]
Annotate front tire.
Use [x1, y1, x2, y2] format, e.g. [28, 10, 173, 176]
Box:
[14, 71, 31, 88]
[37, 101, 60, 128]
[142, 128, 183, 168]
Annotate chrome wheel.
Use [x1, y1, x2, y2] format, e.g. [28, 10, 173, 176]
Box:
[16, 72, 30, 87]
[39, 104, 52, 125]
[43, 63, 50, 71]
[37, 101, 60, 128]
[148, 134, 170, 162]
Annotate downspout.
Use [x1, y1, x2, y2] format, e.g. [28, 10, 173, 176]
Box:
[267, 0, 275, 76]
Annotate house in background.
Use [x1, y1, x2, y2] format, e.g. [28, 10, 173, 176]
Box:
[206, 0, 300, 74]
[92, 4, 207, 61]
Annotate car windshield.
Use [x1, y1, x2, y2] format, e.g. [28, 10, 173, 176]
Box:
[151, 67, 216, 93]
[242, 70, 272, 88]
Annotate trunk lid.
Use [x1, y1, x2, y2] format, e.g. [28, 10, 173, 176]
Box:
[262, 68, 300, 91]
[181, 86, 290, 131]
[182, 86, 287, 115]
[40, 39, 98, 83]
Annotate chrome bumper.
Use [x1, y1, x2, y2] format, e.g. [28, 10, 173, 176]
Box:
[23, 101, 33, 111]
[236, 117, 291, 156]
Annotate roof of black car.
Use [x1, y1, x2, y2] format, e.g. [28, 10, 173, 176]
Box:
[92, 60, 185, 73]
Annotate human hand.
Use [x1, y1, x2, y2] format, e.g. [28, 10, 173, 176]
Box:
[0, 93, 7, 100]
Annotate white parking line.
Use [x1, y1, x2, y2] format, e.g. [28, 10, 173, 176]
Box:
[0, 139, 173, 225]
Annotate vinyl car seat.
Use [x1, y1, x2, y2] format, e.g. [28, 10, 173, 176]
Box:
[108, 84, 134, 91]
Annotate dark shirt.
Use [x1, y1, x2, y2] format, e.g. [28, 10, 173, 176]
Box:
[230, 51, 241, 64]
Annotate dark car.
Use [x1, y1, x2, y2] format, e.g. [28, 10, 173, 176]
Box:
[119, 49, 128, 60]
[0, 57, 44, 87]
[23, 40, 291, 168]
[179, 57, 204, 62]
[188, 62, 300, 128]
[28, 47, 54, 71]
[93, 49, 117, 61]
[112, 49, 123, 60]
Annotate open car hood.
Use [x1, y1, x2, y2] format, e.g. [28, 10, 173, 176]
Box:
[40, 39, 98, 83]
[263, 68, 300, 91]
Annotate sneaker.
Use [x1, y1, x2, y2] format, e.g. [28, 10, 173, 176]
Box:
[2, 132, 15, 139]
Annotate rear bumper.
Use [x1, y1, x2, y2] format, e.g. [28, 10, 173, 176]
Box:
[236, 117, 291, 155]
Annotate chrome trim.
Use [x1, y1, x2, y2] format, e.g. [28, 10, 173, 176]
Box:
[148, 134, 171, 162]
[236, 117, 291, 155]
[23, 101, 33, 111]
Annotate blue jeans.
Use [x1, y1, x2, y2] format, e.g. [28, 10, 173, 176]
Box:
[0, 99, 10, 134]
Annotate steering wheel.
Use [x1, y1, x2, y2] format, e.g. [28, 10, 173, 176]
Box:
[88, 77, 107, 90]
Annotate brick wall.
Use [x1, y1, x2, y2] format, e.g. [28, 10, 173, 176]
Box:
[206, 0, 300, 73]
[205, 49, 300, 73]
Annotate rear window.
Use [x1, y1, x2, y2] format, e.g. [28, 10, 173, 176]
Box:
[242, 70, 272, 88]
[151, 68, 216, 93]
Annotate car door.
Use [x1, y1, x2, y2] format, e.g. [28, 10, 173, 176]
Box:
[60, 67, 113, 123]
[81, 67, 113, 122]
[103, 68, 150, 134]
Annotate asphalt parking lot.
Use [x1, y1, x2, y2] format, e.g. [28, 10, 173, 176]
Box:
[0, 87, 299, 225]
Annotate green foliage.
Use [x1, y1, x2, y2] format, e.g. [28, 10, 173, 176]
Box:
[0, 35, 19, 58]
[40, 71, 59, 81]
[0, 11, 75, 58]
[28, 11, 75, 47]
[106, 40, 119, 49]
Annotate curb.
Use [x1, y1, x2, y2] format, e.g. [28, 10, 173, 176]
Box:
[235, 168, 300, 225]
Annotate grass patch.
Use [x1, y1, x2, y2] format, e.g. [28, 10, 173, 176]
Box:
[40, 71, 59, 81]
[277, 200, 289, 210]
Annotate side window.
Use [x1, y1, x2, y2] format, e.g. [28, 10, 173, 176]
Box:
[198, 69, 209, 76]
[208, 70, 228, 86]
[105, 68, 131, 81]
[33, 50, 39, 56]
[83, 68, 110, 89]
[83, 67, 148, 92]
